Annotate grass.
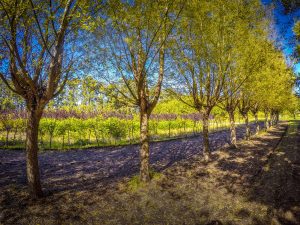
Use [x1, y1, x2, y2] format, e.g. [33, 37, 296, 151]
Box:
[0, 119, 262, 151]
[127, 170, 163, 192]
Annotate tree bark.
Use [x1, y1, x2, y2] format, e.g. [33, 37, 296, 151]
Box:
[131, 125, 134, 141]
[202, 111, 210, 161]
[94, 128, 100, 147]
[5, 130, 9, 147]
[269, 111, 274, 127]
[26, 108, 43, 198]
[62, 135, 65, 149]
[254, 113, 260, 135]
[268, 112, 273, 127]
[68, 129, 70, 146]
[139, 111, 150, 182]
[88, 130, 91, 144]
[272, 111, 278, 125]
[13, 128, 17, 143]
[244, 113, 250, 140]
[264, 111, 269, 130]
[228, 110, 237, 148]
[49, 134, 52, 149]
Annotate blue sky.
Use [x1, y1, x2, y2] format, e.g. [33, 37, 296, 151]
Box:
[261, 0, 300, 73]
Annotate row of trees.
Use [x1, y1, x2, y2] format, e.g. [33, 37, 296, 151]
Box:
[92, 0, 296, 180]
[3, 102, 291, 150]
[0, 0, 298, 198]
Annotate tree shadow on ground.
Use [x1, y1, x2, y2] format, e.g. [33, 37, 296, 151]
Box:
[1, 122, 277, 225]
[206, 122, 300, 225]
[0, 123, 262, 194]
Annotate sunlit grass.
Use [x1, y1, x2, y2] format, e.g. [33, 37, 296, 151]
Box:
[127, 169, 163, 192]
[0, 119, 263, 150]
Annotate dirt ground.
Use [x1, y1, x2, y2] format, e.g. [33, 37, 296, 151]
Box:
[0, 123, 260, 193]
[0, 122, 299, 225]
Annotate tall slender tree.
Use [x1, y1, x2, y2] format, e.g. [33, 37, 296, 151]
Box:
[0, 0, 99, 198]
[96, 0, 184, 182]
[216, 0, 266, 145]
[171, 0, 262, 159]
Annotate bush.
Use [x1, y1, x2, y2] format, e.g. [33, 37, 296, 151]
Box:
[105, 117, 127, 141]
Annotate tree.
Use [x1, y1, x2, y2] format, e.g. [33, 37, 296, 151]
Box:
[236, 37, 270, 140]
[0, 0, 98, 198]
[67, 78, 82, 106]
[254, 44, 295, 129]
[219, 3, 266, 146]
[95, 0, 184, 182]
[170, 0, 259, 159]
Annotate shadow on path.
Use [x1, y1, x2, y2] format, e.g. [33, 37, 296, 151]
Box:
[0, 123, 262, 194]
[1, 122, 298, 225]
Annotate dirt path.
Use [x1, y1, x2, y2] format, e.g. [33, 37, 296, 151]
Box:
[0, 123, 260, 193]
[148, 121, 299, 225]
[2, 122, 297, 225]
[250, 120, 300, 224]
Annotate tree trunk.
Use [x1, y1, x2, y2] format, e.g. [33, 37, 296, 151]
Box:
[5, 130, 9, 147]
[128, 128, 131, 144]
[88, 130, 91, 144]
[268, 112, 272, 127]
[202, 111, 210, 161]
[272, 112, 278, 125]
[193, 121, 196, 135]
[276, 112, 279, 124]
[140, 112, 150, 182]
[254, 113, 260, 135]
[228, 110, 237, 148]
[94, 128, 100, 147]
[244, 113, 250, 140]
[269, 111, 274, 127]
[131, 125, 134, 141]
[49, 134, 52, 149]
[67, 129, 70, 146]
[264, 111, 269, 130]
[13, 128, 17, 143]
[26, 109, 43, 198]
[62, 135, 64, 149]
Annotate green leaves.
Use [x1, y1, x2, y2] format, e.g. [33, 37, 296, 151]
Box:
[105, 117, 127, 140]
[294, 21, 300, 58]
